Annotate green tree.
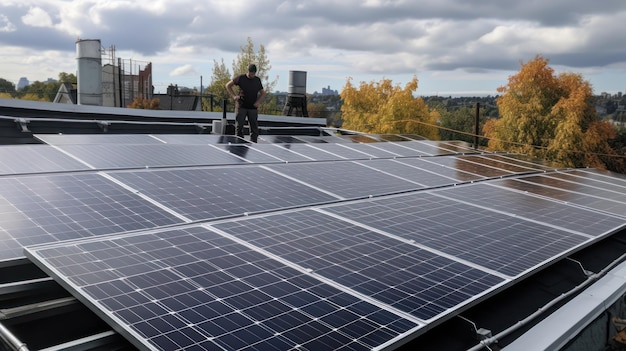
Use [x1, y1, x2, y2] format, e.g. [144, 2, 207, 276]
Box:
[438, 105, 489, 145]
[208, 37, 279, 115]
[203, 58, 231, 112]
[484, 55, 623, 171]
[340, 76, 439, 139]
[58, 72, 77, 84]
[18, 80, 60, 102]
[232, 37, 276, 93]
[0, 78, 16, 95]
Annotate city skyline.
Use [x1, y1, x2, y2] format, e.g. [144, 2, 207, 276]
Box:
[2, 1, 626, 96]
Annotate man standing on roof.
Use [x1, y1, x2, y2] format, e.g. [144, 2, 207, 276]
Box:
[225, 64, 266, 143]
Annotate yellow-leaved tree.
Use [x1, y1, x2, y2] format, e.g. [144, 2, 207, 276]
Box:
[484, 55, 623, 171]
[340, 76, 439, 139]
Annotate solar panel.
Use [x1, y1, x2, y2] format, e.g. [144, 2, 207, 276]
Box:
[429, 140, 477, 153]
[293, 135, 353, 143]
[396, 158, 484, 183]
[56, 144, 246, 169]
[213, 144, 284, 163]
[258, 135, 306, 143]
[0, 172, 182, 262]
[377, 134, 412, 142]
[269, 144, 348, 161]
[26, 225, 420, 351]
[266, 161, 424, 199]
[305, 143, 376, 160]
[393, 140, 462, 156]
[108, 166, 339, 221]
[36, 134, 163, 145]
[435, 182, 626, 237]
[499, 176, 626, 218]
[323, 191, 589, 277]
[542, 170, 626, 194]
[338, 135, 380, 143]
[471, 154, 549, 174]
[245, 144, 314, 162]
[426, 155, 515, 178]
[0, 144, 90, 175]
[153, 134, 247, 145]
[484, 154, 556, 172]
[361, 142, 433, 157]
[355, 159, 462, 188]
[212, 209, 505, 320]
[578, 168, 626, 184]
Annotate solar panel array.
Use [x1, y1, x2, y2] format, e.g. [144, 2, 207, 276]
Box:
[7, 133, 624, 351]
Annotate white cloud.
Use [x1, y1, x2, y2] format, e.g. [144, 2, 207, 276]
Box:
[21, 7, 53, 27]
[0, 14, 17, 32]
[2, 0, 626, 95]
[170, 64, 198, 77]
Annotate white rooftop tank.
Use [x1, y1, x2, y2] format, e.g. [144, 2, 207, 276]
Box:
[76, 39, 103, 106]
[288, 70, 307, 96]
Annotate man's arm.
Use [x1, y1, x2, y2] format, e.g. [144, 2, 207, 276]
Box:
[225, 80, 239, 101]
[254, 88, 266, 108]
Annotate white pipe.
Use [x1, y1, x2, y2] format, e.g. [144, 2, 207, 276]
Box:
[466, 253, 626, 351]
[0, 321, 29, 351]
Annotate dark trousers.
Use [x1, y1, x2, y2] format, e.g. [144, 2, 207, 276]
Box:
[235, 107, 259, 142]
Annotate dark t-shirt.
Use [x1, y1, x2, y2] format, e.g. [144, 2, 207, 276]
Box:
[233, 74, 264, 109]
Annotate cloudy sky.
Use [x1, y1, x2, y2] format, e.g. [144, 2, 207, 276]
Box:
[2, 0, 626, 96]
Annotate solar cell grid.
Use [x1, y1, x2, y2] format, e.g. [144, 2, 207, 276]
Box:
[109, 166, 338, 220]
[426, 155, 515, 178]
[323, 192, 589, 277]
[0, 145, 90, 175]
[305, 143, 374, 160]
[361, 142, 432, 157]
[271, 144, 346, 161]
[579, 168, 626, 184]
[337, 143, 400, 158]
[437, 182, 625, 237]
[245, 144, 313, 162]
[394, 140, 459, 156]
[36, 134, 163, 145]
[485, 154, 555, 171]
[0, 173, 182, 261]
[500, 177, 626, 218]
[473, 155, 545, 173]
[58, 144, 246, 169]
[212, 209, 505, 321]
[396, 158, 483, 182]
[543, 170, 626, 195]
[26, 225, 420, 351]
[266, 161, 424, 199]
[212, 144, 283, 163]
[293, 135, 352, 143]
[152, 134, 246, 145]
[357, 159, 460, 188]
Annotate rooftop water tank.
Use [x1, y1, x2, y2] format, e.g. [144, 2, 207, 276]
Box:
[288, 71, 307, 96]
[76, 39, 103, 106]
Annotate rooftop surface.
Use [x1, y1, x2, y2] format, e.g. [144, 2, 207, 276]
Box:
[0, 99, 625, 351]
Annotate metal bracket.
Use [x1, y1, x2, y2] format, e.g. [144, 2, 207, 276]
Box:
[96, 121, 110, 133]
[15, 118, 30, 133]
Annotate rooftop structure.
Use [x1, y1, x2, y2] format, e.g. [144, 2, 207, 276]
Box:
[0, 98, 624, 351]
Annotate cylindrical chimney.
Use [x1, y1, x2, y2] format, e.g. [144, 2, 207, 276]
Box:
[76, 39, 103, 106]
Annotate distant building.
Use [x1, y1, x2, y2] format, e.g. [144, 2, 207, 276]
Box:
[16, 77, 29, 90]
[152, 84, 202, 111]
[53, 82, 77, 104]
[320, 85, 338, 95]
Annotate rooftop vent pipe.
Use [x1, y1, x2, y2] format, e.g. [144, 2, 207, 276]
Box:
[76, 39, 103, 106]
